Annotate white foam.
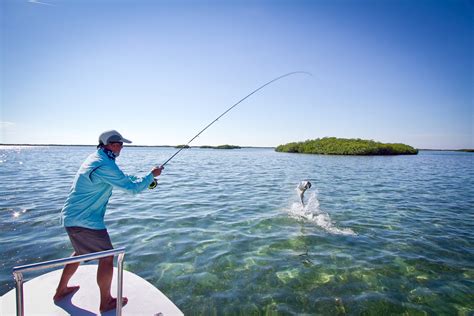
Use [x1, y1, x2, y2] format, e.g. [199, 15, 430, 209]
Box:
[288, 191, 356, 236]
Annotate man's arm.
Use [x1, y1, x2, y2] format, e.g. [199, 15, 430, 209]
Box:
[92, 163, 159, 194]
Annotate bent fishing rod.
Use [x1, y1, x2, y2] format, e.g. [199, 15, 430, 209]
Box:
[161, 71, 312, 167]
[147, 72, 311, 189]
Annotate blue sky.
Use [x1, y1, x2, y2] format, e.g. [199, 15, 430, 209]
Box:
[1, 0, 472, 149]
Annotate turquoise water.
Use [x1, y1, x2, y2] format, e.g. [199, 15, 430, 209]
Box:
[1, 146, 473, 314]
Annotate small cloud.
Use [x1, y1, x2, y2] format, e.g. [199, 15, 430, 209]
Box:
[0, 122, 16, 142]
[28, 0, 54, 6]
[0, 121, 15, 128]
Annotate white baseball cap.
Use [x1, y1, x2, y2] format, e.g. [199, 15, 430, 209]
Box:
[98, 130, 132, 145]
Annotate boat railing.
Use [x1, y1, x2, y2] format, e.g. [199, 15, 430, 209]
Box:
[12, 247, 126, 316]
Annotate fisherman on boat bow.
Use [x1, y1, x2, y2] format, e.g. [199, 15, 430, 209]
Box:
[55, 130, 163, 313]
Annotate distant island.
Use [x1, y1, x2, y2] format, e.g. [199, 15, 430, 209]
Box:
[174, 144, 241, 149]
[200, 145, 241, 149]
[275, 137, 418, 155]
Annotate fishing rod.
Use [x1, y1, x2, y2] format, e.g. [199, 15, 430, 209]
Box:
[161, 71, 312, 167]
[148, 71, 311, 189]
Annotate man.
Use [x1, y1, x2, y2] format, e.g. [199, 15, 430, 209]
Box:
[54, 130, 163, 313]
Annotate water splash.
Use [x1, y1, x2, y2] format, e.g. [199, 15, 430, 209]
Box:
[288, 191, 356, 236]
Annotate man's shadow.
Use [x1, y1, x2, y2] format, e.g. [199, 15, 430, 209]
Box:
[54, 292, 96, 316]
[54, 293, 120, 316]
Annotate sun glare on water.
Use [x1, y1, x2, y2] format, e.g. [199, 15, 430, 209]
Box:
[12, 209, 27, 218]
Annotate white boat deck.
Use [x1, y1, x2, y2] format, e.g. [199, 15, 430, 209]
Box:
[1, 265, 183, 316]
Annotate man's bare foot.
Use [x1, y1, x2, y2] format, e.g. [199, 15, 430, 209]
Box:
[100, 297, 128, 313]
[53, 285, 80, 302]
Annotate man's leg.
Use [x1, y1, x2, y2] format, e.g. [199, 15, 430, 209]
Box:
[98, 255, 128, 312]
[53, 252, 80, 301]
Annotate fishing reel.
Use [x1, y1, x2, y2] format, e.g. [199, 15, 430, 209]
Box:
[148, 179, 158, 190]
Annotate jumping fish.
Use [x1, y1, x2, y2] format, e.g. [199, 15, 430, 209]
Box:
[296, 181, 312, 206]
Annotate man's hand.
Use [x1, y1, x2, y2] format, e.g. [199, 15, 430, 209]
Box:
[151, 166, 164, 177]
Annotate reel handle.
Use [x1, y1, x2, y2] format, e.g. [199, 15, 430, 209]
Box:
[148, 179, 158, 190]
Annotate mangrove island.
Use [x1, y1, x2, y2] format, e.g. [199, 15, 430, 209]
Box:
[275, 137, 418, 155]
[200, 145, 241, 149]
[175, 144, 242, 149]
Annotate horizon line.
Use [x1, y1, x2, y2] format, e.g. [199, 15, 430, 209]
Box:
[1, 143, 473, 152]
[0, 143, 275, 149]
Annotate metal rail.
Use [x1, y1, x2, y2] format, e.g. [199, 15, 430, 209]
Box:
[12, 247, 126, 316]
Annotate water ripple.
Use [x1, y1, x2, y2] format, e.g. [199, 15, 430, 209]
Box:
[0, 147, 473, 314]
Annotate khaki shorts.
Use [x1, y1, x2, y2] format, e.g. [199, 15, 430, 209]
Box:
[65, 226, 114, 255]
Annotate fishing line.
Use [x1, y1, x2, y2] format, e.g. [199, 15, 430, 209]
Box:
[148, 71, 311, 189]
[161, 71, 312, 167]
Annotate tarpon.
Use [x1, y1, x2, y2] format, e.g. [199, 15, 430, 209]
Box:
[296, 180, 312, 206]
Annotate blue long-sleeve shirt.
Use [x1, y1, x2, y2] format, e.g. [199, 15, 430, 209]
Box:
[62, 149, 154, 229]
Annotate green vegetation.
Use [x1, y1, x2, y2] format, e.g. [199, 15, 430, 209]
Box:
[200, 145, 241, 149]
[275, 137, 418, 155]
[458, 149, 474, 152]
[215, 144, 241, 149]
[175, 144, 241, 149]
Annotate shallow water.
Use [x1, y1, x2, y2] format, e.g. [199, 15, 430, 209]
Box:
[1, 146, 473, 314]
